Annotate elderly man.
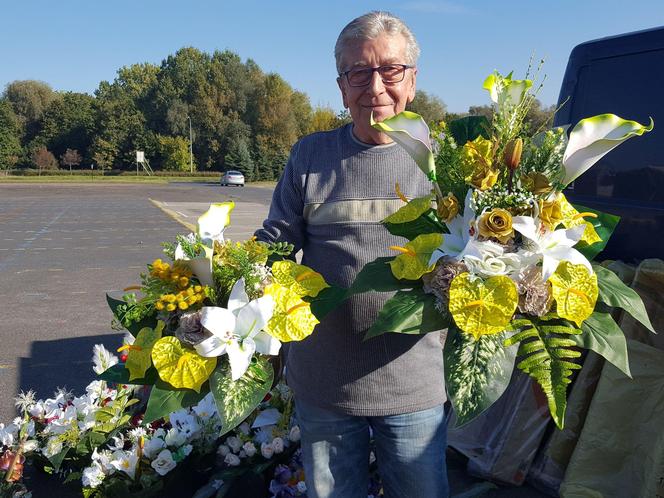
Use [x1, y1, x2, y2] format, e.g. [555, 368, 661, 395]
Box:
[255, 11, 448, 498]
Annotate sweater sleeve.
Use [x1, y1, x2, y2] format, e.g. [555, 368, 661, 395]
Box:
[254, 141, 306, 252]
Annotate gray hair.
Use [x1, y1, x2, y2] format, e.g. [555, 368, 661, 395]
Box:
[334, 11, 420, 74]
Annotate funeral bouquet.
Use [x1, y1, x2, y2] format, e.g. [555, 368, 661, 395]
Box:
[100, 202, 334, 434]
[347, 68, 656, 428]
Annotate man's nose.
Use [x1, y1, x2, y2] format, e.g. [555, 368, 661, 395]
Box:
[366, 70, 386, 95]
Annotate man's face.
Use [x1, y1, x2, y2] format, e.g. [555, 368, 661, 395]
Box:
[337, 33, 417, 144]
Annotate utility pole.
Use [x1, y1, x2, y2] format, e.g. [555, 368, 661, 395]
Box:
[188, 116, 193, 174]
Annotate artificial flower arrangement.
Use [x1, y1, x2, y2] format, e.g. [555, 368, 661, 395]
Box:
[343, 68, 656, 428]
[99, 202, 338, 436]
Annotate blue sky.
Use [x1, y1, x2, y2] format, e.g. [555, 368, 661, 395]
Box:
[1, 1, 662, 113]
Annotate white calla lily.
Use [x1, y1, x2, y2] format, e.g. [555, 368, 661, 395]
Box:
[197, 202, 235, 246]
[562, 113, 654, 186]
[174, 243, 214, 287]
[512, 216, 591, 280]
[194, 278, 278, 381]
[370, 111, 437, 181]
[482, 71, 532, 107]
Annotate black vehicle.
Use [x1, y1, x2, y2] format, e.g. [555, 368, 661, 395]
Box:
[555, 26, 664, 261]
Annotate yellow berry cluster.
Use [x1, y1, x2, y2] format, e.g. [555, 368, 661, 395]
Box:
[150, 259, 193, 290]
[155, 285, 206, 312]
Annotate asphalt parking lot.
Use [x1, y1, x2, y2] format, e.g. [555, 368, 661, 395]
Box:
[0, 182, 272, 422]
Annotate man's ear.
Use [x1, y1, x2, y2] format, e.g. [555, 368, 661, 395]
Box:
[407, 68, 418, 103]
[337, 77, 349, 109]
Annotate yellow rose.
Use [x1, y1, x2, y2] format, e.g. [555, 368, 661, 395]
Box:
[539, 197, 564, 230]
[436, 192, 459, 223]
[478, 208, 514, 244]
[460, 136, 499, 191]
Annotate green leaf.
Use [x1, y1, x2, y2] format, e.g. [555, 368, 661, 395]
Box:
[384, 209, 444, 241]
[594, 265, 655, 333]
[365, 288, 451, 340]
[97, 364, 159, 385]
[347, 257, 419, 296]
[447, 115, 490, 145]
[307, 285, 348, 321]
[106, 293, 158, 337]
[209, 357, 274, 436]
[572, 311, 631, 378]
[504, 318, 582, 429]
[76, 431, 108, 456]
[144, 383, 207, 423]
[571, 204, 620, 260]
[47, 446, 70, 473]
[444, 326, 517, 427]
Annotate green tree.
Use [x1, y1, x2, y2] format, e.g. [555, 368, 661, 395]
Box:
[0, 100, 22, 170]
[3, 80, 57, 130]
[309, 107, 338, 133]
[157, 135, 194, 171]
[407, 90, 447, 124]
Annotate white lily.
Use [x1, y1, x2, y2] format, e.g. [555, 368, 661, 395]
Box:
[370, 111, 437, 182]
[512, 216, 591, 280]
[561, 113, 653, 185]
[110, 448, 139, 480]
[194, 278, 278, 381]
[174, 242, 214, 287]
[482, 71, 532, 107]
[198, 202, 235, 246]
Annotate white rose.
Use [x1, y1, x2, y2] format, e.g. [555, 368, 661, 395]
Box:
[151, 449, 177, 476]
[242, 442, 257, 457]
[224, 453, 241, 466]
[261, 442, 274, 459]
[288, 425, 301, 443]
[217, 444, 230, 457]
[226, 436, 242, 453]
[142, 436, 166, 460]
[272, 437, 284, 454]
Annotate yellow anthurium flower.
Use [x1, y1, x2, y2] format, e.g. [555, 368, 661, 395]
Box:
[557, 194, 601, 246]
[263, 283, 319, 342]
[271, 260, 329, 298]
[449, 273, 518, 340]
[122, 321, 165, 381]
[383, 194, 434, 224]
[389, 233, 443, 280]
[151, 336, 217, 392]
[548, 261, 598, 326]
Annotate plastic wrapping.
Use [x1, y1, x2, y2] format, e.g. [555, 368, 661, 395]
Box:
[559, 340, 664, 498]
[447, 369, 551, 485]
[618, 258, 664, 348]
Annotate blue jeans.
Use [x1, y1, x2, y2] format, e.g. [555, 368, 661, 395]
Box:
[295, 398, 449, 498]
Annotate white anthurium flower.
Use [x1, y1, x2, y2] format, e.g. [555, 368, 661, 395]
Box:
[194, 278, 278, 381]
[197, 202, 235, 246]
[562, 113, 654, 186]
[482, 71, 532, 107]
[174, 240, 214, 287]
[512, 216, 591, 280]
[370, 111, 437, 181]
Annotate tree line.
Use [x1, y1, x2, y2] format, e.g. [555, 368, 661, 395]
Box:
[0, 47, 554, 180]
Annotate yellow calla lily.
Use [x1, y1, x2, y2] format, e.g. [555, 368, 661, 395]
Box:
[263, 283, 319, 342]
[449, 273, 518, 339]
[123, 321, 165, 381]
[197, 202, 235, 246]
[151, 336, 217, 392]
[548, 261, 598, 326]
[389, 233, 442, 280]
[271, 260, 329, 298]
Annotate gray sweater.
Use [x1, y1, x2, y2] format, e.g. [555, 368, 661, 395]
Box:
[255, 124, 446, 416]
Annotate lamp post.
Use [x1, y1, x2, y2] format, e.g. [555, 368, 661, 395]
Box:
[188, 116, 193, 174]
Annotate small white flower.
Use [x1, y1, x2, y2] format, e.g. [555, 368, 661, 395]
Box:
[0, 423, 17, 447]
[288, 425, 301, 443]
[164, 428, 188, 448]
[23, 439, 39, 452]
[226, 436, 242, 453]
[224, 453, 241, 466]
[260, 442, 274, 459]
[217, 444, 230, 457]
[169, 411, 200, 440]
[151, 449, 177, 476]
[92, 344, 119, 375]
[296, 481, 307, 493]
[272, 437, 284, 454]
[142, 435, 166, 460]
[82, 462, 105, 488]
[193, 394, 218, 421]
[91, 448, 114, 473]
[107, 434, 125, 452]
[242, 441, 257, 457]
[42, 436, 63, 458]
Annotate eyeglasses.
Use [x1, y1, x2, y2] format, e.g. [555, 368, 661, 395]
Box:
[339, 64, 414, 87]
